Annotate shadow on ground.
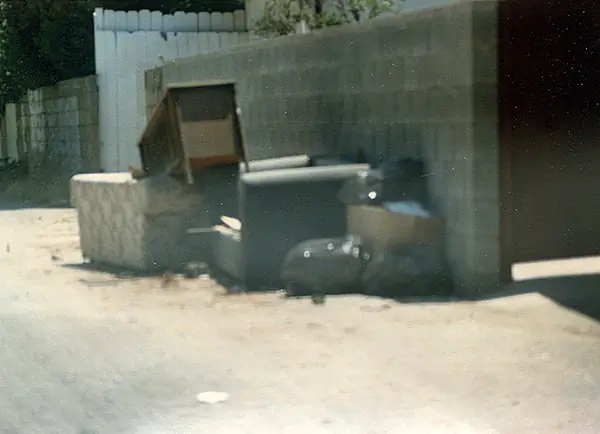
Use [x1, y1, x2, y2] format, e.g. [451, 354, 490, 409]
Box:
[0, 170, 72, 210]
[61, 258, 600, 323]
[0, 198, 71, 211]
[61, 262, 165, 279]
[400, 273, 600, 325]
[500, 274, 600, 322]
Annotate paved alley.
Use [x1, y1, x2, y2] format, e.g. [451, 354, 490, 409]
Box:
[1, 204, 600, 433]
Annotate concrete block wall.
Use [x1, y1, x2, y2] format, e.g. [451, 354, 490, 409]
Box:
[145, 0, 501, 294]
[9, 75, 101, 179]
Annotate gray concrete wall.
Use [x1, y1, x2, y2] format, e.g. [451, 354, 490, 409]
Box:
[15, 76, 101, 179]
[145, 0, 500, 295]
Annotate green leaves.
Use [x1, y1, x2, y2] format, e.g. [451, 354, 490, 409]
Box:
[251, 0, 397, 37]
[0, 0, 244, 106]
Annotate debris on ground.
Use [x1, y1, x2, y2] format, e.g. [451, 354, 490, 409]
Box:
[182, 262, 209, 279]
[78, 278, 120, 288]
[220, 215, 242, 232]
[196, 391, 230, 404]
[311, 293, 326, 305]
[51, 250, 63, 262]
[161, 271, 179, 289]
[280, 157, 453, 301]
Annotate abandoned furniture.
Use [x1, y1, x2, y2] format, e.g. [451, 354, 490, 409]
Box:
[70, 172, 208, 271]
[240, 155, 311, 173]
[211, 163, 369, 289]
[138, 80, 248, 183]
[72, 81, 247, 272]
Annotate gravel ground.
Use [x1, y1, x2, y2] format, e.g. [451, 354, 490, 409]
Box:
[1, 203, 600, 433]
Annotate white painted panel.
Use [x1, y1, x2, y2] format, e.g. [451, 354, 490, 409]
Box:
[126, 11, 139, 31]
[103, 10, 116, 31]
[172, 12, 185, 31]
[115, 11, 128, 31]
[93, 8, 104, 29]
[198, 13, 211, 31]
[207, 33, 220, 52]
[186, 33, 202, 54]
[163, 14, 175, 31]
[134, 35, 151, 144]
[233, 10, 247, 31]
[94, 9, 249, 171]
[153, 32, 169, 64]
[197, 33, 210, 53]
[222, 13, 234, 32]
[184, 13, 199, 32]
[97, 30, 119, 172]
[211, 12, 224, 31]
[177, 34, 191, 59]
[150, 11, 163, 31]
[165, 33, 180, 61]
[118, 32, 136, 169]
[139, 10, 151, 31]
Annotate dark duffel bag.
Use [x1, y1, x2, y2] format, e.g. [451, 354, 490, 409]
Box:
[281, 236, 370, 297]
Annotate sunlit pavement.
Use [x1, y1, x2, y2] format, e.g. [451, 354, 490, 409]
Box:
[1, 206, 600, 433]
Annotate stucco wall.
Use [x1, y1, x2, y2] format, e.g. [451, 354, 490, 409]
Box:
[145, 1, 500, 294]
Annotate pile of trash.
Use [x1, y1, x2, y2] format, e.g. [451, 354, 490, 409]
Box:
[281, 158, 452, 299]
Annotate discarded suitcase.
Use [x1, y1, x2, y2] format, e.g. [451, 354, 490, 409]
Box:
[281, 236, 370, 297]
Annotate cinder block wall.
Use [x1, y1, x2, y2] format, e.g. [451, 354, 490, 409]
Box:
[13, 75, 101, 179]
[145, 1, 500, 294]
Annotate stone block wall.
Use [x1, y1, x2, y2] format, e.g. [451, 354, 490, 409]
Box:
[10, 75, 100, 179]
[144, 1, 501, 294]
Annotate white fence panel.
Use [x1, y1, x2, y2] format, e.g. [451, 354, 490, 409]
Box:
[94, 8, 247, 33]
[94, 8, 249, 172]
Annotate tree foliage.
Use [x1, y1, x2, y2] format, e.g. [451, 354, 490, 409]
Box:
[251, 0, 397, 38]
[0, 0, 243, 107]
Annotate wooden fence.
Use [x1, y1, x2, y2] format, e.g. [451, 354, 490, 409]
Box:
[94, 8, 250, 172]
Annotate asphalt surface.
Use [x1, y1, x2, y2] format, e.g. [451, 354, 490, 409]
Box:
[1, 206, 600, 433]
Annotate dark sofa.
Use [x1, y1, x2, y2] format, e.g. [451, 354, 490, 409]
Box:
[234, 164, 369, 289]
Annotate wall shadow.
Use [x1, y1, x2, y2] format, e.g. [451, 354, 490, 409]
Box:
[0, 198, 71, 211]
[61, 262, 165, 279]
[400, 273, 600, 325]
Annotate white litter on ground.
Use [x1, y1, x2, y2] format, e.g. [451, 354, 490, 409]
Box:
[196, 391, 230, 404]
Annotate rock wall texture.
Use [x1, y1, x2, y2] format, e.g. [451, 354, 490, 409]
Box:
[4, 76, 101, 180]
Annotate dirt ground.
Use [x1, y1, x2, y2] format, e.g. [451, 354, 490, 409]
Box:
[2, 187, 600, 432]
